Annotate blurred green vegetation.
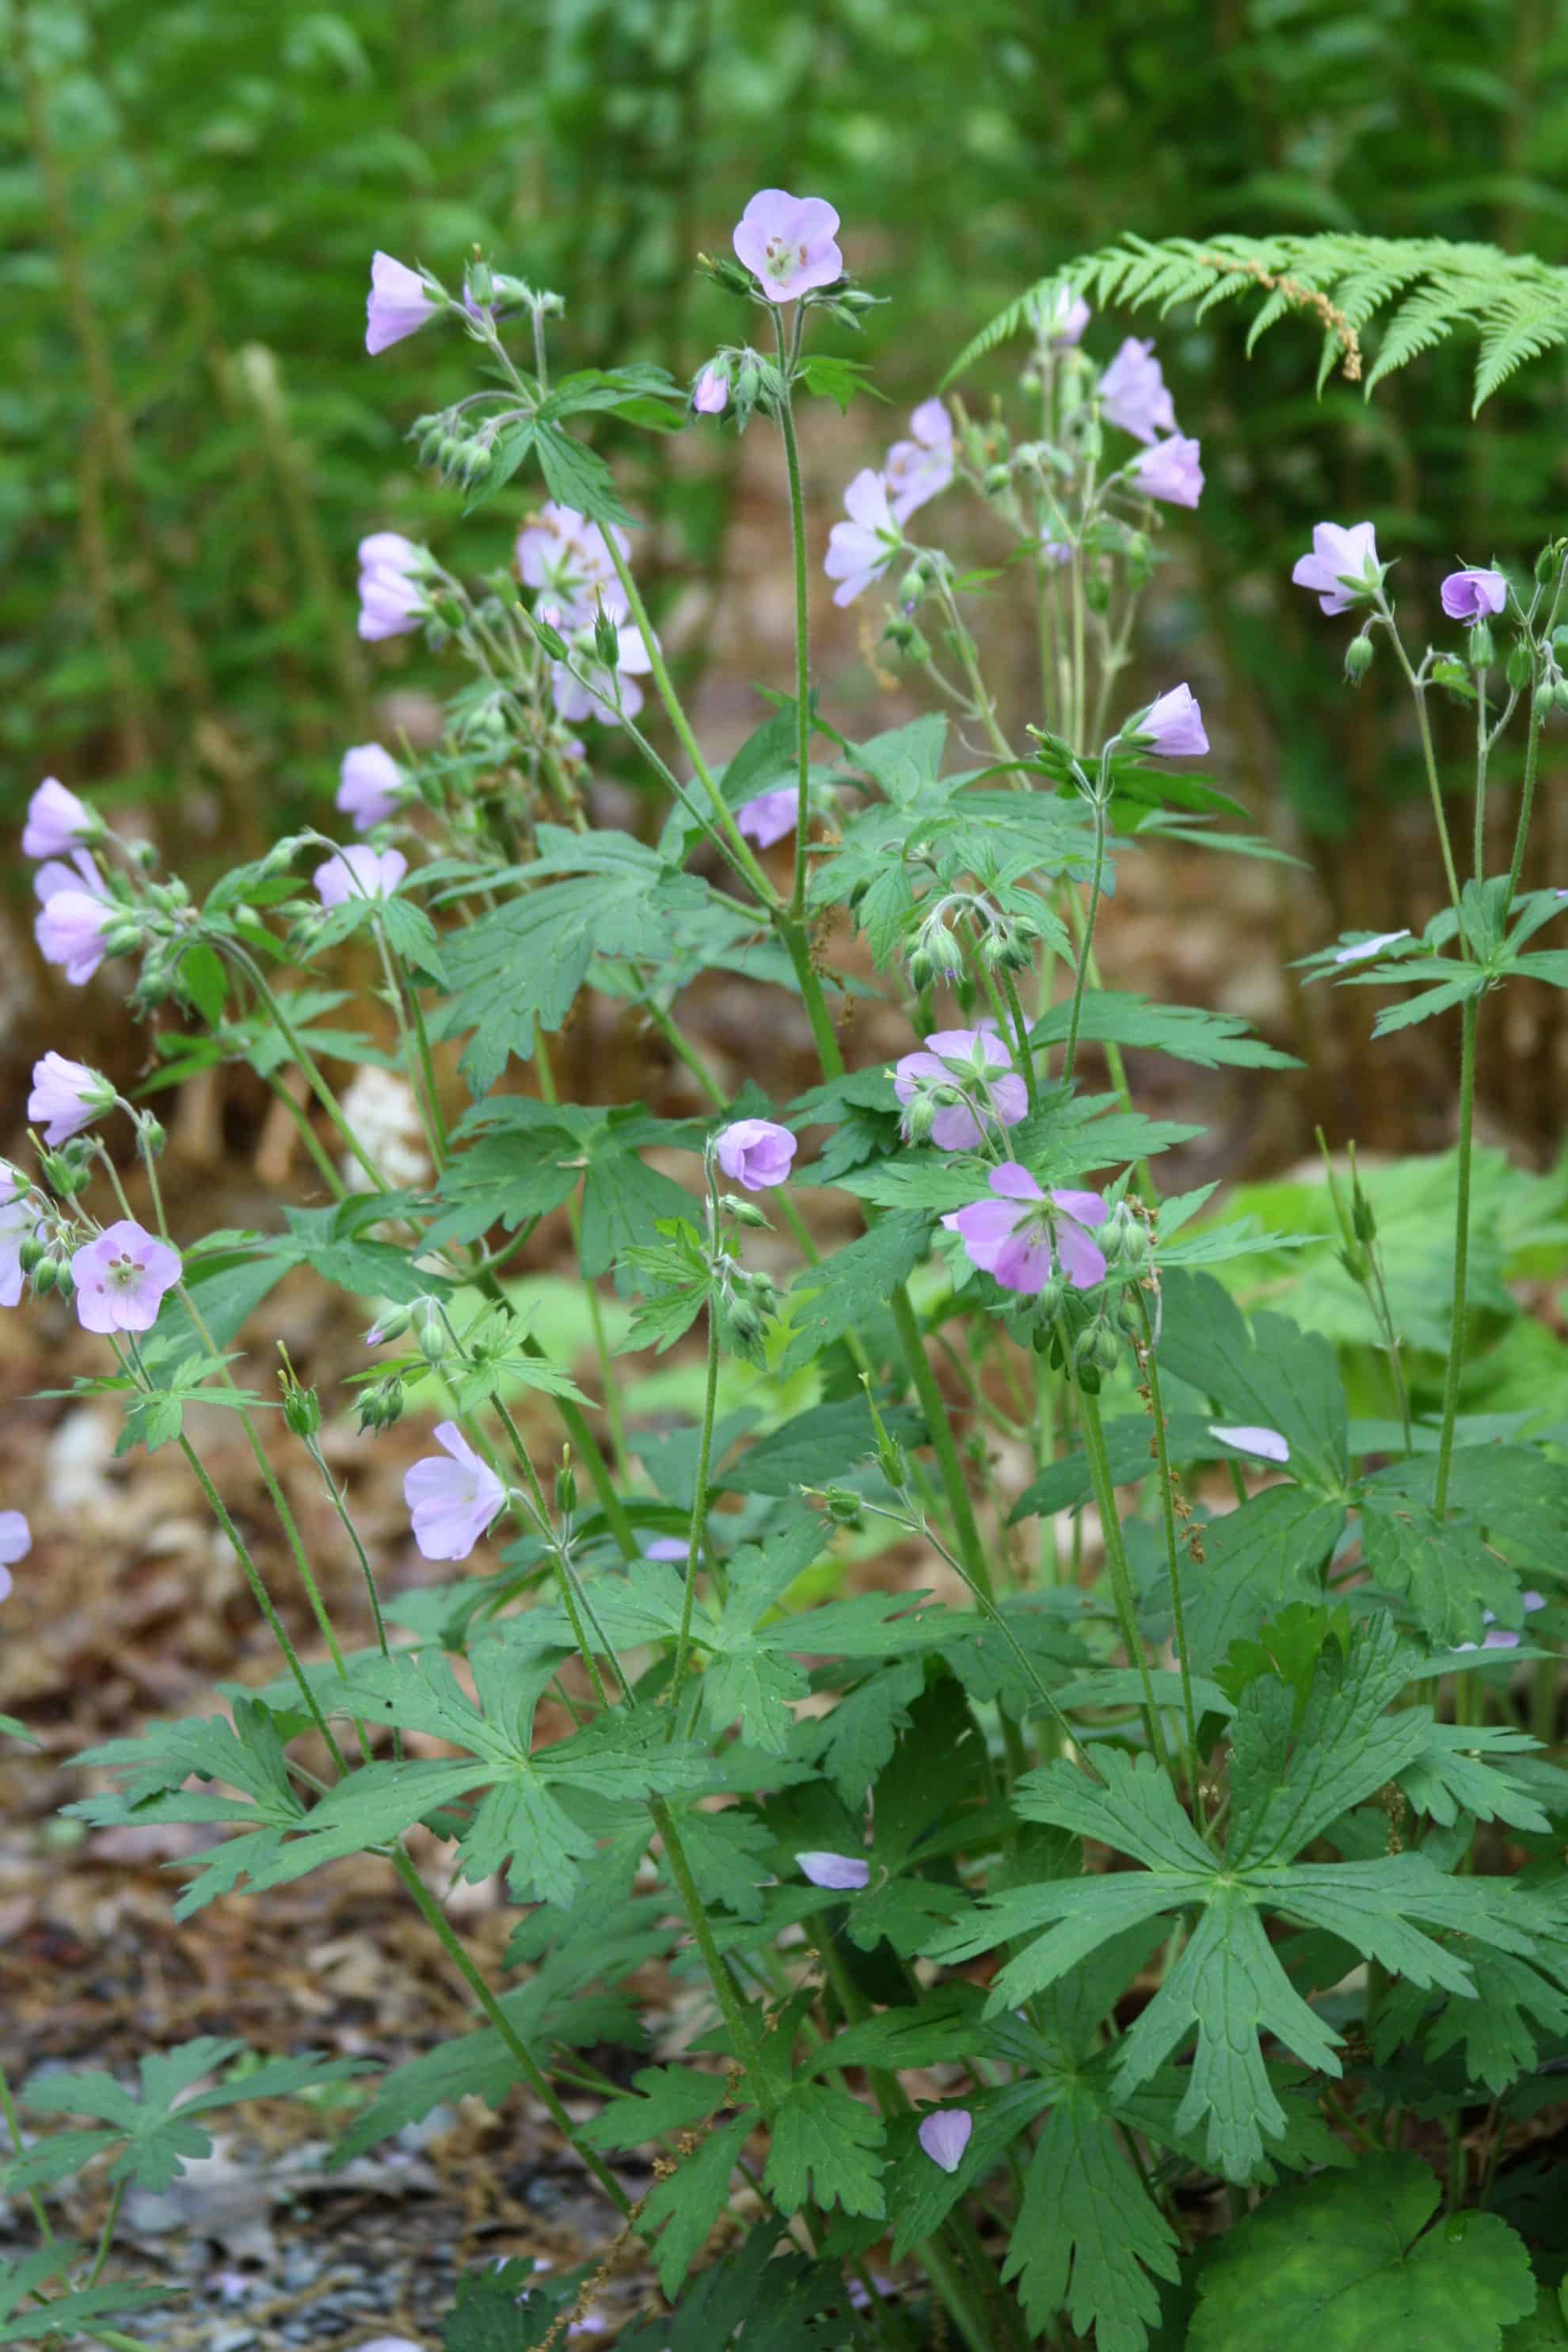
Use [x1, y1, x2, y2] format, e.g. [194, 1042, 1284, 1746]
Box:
[6, 0, 1568, 1119]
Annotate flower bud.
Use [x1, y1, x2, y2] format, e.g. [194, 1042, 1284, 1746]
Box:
[358, 1376, 405, 1433]
[875, 1437, 908, 1490]
[1338, 1242, 1372, 1284]
[555, 1451, 577, 1517]
[701, 253, 757, 298]
[723, 1194, 770, 1228]
[17, 1233, 47, 1275]
[1344, 633, 1375, 685]
[592, 606, 622, 670]
[1538, 543, 1562, 586]
[1468, 621, 1494, 670]
[908, 949, 935, 994]
[102, 916, 145, 960]
[982, 462, 1012, 497]
[531, 612, 570, 662]
[897, 564, 927, 611]
[727, 1297, 764, 1345]
[1554, 678, 1568, 715]
[1351, 1186, 1377, 1244]
[32, 1254, 58, 1296]
[1506, 641, 1535, 692]
[413, 1299, 446, 1365]
[281, 1379, 322, 1439]
[136, 1113, 166, 1158]
[1094, 1324, 1123, 1373]
[822, 1486, 863, 1524]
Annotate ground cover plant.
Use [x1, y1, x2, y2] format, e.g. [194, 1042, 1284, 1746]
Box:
[6, 194, 1568, 2350]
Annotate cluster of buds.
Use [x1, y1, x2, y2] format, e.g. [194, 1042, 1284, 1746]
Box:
[409, 407, 510, 492]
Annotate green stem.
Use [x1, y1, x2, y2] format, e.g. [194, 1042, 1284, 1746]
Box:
[1075, 1382, 1171, 1770]
[83, 2180, 124, 2290]
[650, 1796, 775, 2116]
[772, 325, 814, 919]
[229, 946, 386, 1189]
[1385, 625, 1463, 916]
[889, 1289, 991, 1608]
[1434, 993, 1479, 1516]
[780, 919, 843, 1076]
[0, 2053, 53, 2244]
[1138, 1303, 1202, 1813]
[389, 1848, 633, 2215]
[1505, 695, 1544, 906]
[666, 1299, 721, 1731]
[1473, 669, 1489, 883]
[1061, 797, 1106, 1085]
[999, 966, 1040, 1111]
[535, 1033, 628, 1465]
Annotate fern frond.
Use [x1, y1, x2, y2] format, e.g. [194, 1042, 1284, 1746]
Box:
[942, 232, 1568, 411]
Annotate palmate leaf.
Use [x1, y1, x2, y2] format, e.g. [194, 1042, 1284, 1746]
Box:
[1188, 2154, 1536, 2351]
[763, 2080, 885, 2220]
[1005, 2080, 1182, 2352]
[1361, 1503, 1524, 1650]
[778, 1214, 931, 1375]
[943, 232, 1568, 414]
[930, 1627, 1543, 2179]
[615, 2220, 869, 2350]
[0, 2246, 170, 2344]
[1030, 988, 1299, 1071]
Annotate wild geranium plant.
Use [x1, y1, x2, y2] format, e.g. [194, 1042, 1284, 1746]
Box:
[6, 199, 1568, 2352]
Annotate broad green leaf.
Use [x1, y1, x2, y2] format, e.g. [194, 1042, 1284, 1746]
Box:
[778, 1214, 931, 1375]
[1361, 1504, 1523, 1649]
[1006, 2080, 1182, 2352]
[1030, 988, 1299, 1070]
[763, 2080, 885, 2218]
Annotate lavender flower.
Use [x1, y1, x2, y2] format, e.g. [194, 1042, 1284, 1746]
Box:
[736, 788, 798, 849]
[313, 844, 409, 908]
[71, 1220, 182, 1335]
[1098, 338, 1177, 443]
[918, 2110, 973, 2175]
[692, 363, 729, 417]
[0, 1169, 40, 1310]
[1131, 683, 1209, 760]
[943, 1165, 1108, 1294]
[824, 469, 900, 607]
[796, 1851, 870, 1891]
[1441, 566, 1507, 621]
[357, 533, 429, 641]
[549, 623, 653, 725]
[732, 189, 843, 303]
[34, 857, 116, 985]
[22, 778, 96, 859]
[365, 252, 437, 356]
[516, 504, 630, 628]
[1209, 1425, 1291, 1464]
[714, 1118, 797, 1191]
[1456, 1593, 1546, 1654]
[1039, 285, 1090, 348]
[894, 1029, 1028, 1153]
[1129, 433, 1204, 509]
[643, 1536, 691, 1562]
[29, 1053, 114, 1147]
[885, 398, 954, 525]
[1292, 521, 1383, 617]
[337, 743, 404, 831]
[0, 1509, 29, 1604]
[404, 1421, 507, 1562]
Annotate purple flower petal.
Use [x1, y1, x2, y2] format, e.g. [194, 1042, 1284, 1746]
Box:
[733, 189, 843, 304]
[918, 2109, 973, 2174]
[1209, 1424, 1291, 1464]
[796, 1850, 870, 1891]
[714, 1118, 797, 1192]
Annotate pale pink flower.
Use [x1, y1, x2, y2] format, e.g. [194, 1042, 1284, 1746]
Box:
[313, 844, 408, 908]
[358, 533, 429, 641]
[404, 1421, 506, 1562]
[796, 1851, 869, 1890]
[35, 863, 116, 984]
[943, 1165, 1108, 1294]
[692, 363, 729, 417]
[71, 1220, 182, 1336]
[714, 1119, 797, 1191]
[1098, 338, 1176, 443]
[918, 2110, 973, 2175]
[365, 252, 437, 356]
[1209, 1425, 1291, 1464]
[1129, 434, 1204, 509]
[732, 189, 843, 303]
[824, 469, 900, 607]
[885, 398, 954, 525]
[0, 1510, 29, 1604]
[736, 788, 797, 848]
[0, 1169, 40, 1311]
[643, 1536, 691, 1562]
[1132, 683, 1208, 759]
[28, 1053, 113, 1147]
[1292, 521, 1383, 617]
[894, 1029, 1028, 1153]
[1039, 286, 1090, 348]
[549, 623, 652, 725]
[1441, 566, 1507, 621]
[337, 743, 404, 831]
[22, 778, 96, 859]
[516, 504, 630, 628]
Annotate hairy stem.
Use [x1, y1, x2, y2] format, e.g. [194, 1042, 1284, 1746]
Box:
[1434, 994, 1479, 1515]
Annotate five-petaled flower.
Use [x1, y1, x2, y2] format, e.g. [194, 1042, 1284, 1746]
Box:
[365, 253, 438, 356]
[404, 1421, 507, 1562]
[1098, 337, 1177, 443]
[885, 398, 954, 525]
[516, 504, 630, 629]
[23, 778, 97, 861]
[894, 1029, 1028, 1153]
[314, 844, 409, 908]
[71, 1220, 182, 1335]
[824, 469, 901, 607]
[0, 1509, 29, 1604]
[337, 743, 404, 832]
[357, 533, 430, 641]
[943, 1164, 1108, 1294]
[1129, 433, 1205, 510]
[732, 189, 843, 304]
[796, 1850, 869, 1891]
[918, 2110, 973, 2175]
[736, 788, 798, 849]
[714, 1119, 797, 1191]
[549, 622, 653, 725]
[28, 1053, 114, 1147]
[1441, 565, 1507, 622]
[1292, 521, 1383, 617]
[1131, 683, 1209, 760]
